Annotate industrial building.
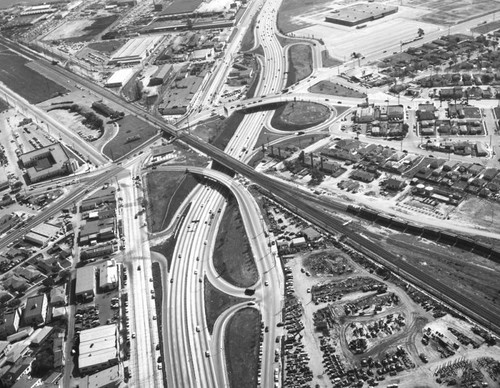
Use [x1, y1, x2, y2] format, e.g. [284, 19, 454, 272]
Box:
[75, 266, 96, 303]
[79, 218, 116, 246]
[190, 48, 214, 62]
[78, 325, 118, 375]
[19, 144, 77, 184]
[325, 4, 398, 27]
[109, 36, 162, 65]
[99, 261, 118, 291]
[23, 232, 49, 247]
[104, 68, 136, 88]
[23, 294, 48, 327]
[80, 243, 114, 261]
[149, 64, 173, 86]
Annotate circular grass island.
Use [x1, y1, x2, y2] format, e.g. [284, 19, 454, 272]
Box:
[270, 101, 331, 132]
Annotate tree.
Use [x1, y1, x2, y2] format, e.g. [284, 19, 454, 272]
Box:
[417, 28, 425, 37]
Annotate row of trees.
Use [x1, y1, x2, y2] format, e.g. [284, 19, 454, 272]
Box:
[69, 104, 104, 131]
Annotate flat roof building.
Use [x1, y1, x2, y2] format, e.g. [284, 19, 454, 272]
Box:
[105, 68, 136, 88]
[78, 325, 118, 375]
[99, 261, 118, 291]
[325, 4, 398, 27]
[23, 232, 48, 247]
[30, 223, 59, 238]
[23, 294, 47, 327]
[109, 36, 162, 65]
[19, 144, 76, 184]
[75, 266, 95, 303]
[149, 64, 173, 86]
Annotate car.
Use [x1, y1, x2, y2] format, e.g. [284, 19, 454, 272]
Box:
[307, 288, 311, 293]
[194, 270, 197, 275]
[132, 333, 136, 339]
[137, 265, 141, 271]
[205, 351, 210, 357]
[264, 281, 269, 286]
[196, 326, 201, 332]
[247, 301, 256, 306]
[158, 364, 162, 370]
[265, 326, 269, 333]
[153, 316, 157, 320]
[170, 278, 173, 283]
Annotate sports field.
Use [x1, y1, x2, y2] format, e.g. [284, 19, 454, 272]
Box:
[0, 47, 68, 104]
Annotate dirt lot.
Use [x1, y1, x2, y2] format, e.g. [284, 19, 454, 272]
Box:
[145, 171, 200, 233]
[212, 194, 259, 288]
[0, 47, 69, 104]
[309, 80, 367, 98]
[286, 44, 313, 87]
[224, 307, 261, 388]
[43, 15, 119, 42]
[277, 0, 334, 33]
[271, 101, 331, 131]
[102, 115, 157, 160]
[450, 196, 500, 236]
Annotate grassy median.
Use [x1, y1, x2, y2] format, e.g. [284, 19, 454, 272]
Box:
[213, 193, 259, 288]
[224, 307, 261, 388]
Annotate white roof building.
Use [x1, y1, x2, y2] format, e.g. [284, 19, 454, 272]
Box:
[78, 325, 118, 374]
[99, 261, 118, 291]
[105, 68, 136, 88]
[109, 36, 162, 65]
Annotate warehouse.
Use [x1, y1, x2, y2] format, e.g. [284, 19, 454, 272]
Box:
[149, 64, 173, 86]
[24, 232, 48, 247]
[190, 48, 214, 62]
[109, 36, 162, 65]
[31, 223, 59, 239]
[78, 325, 118, 375]
[23, 294, 48, 326]
[105, 68, 136, 88]
[325, 4, 398, 27]
[75, 266, 95, 303]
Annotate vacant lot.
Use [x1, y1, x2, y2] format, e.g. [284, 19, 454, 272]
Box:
[271, 101, 330, 131]
[240, 12, 259, 52]
[286, 44, 313, 87]
[145, 171, 199, 233]
[102, 115, 157, 160]
[309, 80, 367, 98]
[46, 16, 119, 42]
[225, 308, 261, 388]
[0, 49, 68, 104]
[213, 194, 259, 288]
[277, 0, 333, 33]
[195, 112, 245, 151]
[87, 39, 126, 55]
[204, 279, 245, 334]
[0, 99, 9, 113]
[321, 50, 342, 67]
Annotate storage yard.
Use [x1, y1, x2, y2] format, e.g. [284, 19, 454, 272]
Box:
[258, 197, 500, 388]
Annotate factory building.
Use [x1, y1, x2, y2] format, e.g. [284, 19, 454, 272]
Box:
[75, 266, 96, 303]
[325, 4, 398, 27]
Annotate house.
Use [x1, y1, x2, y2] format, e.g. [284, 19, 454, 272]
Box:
[0, 310, 20, 340]
[350, 170, 375, 183]
[384, 178, 406, 191]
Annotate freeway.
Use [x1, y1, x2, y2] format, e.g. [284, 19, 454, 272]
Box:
[1, 10, 499, 370]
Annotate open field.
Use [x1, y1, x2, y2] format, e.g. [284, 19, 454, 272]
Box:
[271, 101, 330, 131]
[321, 50, 342, 67]
[286, 44, 313, 87]
[309, 80, 367, 98]
[150, 236, 176, 272]
[195, 112, 245, 150]
[213, 194, 259, 288]
[0, 48, 68, 104]
[240, 11, 259, 52]
[204, 279, 245, 334]
[145, 171, 200, 233]
[224, 308, 260, 388]
[451, 196, 500, 236]
[43, 15, 119, 42]
[102, 115, 157, 160]
[408, 0, 500, 25]
[277, 0, 334, 33]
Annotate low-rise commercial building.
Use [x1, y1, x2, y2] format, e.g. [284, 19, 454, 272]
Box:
[75, 266, 96, 303]
[23, 294, 48, 326]
[19, 144, 77, 184]
[99, 261, 118, 291]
